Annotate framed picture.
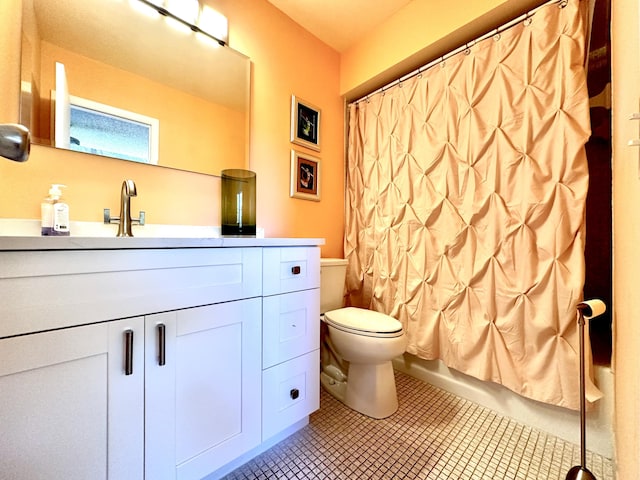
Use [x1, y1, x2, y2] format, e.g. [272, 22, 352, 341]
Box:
[290, 95, 321, 151]
[290, 150, 321, 201]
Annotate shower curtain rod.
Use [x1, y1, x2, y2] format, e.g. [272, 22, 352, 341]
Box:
[354, 0, 569, 105]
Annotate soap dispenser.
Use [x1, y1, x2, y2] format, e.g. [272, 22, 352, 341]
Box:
[41, 184, 70, 236]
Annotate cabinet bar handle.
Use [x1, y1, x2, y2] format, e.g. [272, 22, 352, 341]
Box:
[157, 323, 166, 366]
[124, 329, 134, 375]
[291, 265, 301, 275]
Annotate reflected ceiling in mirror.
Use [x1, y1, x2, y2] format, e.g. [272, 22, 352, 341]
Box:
[20, 0, 250, 176]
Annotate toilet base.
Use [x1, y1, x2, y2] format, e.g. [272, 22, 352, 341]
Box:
[344, 361, 398, 419]
[321, 361, 399, 419]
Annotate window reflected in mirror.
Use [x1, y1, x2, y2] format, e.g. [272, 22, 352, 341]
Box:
[69, 102, 158, 165]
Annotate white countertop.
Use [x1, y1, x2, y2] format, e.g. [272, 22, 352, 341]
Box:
[0, 219, 324, 250]
[0, 236, 324, 251]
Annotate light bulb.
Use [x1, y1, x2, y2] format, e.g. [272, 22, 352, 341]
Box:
[198, 5, 228, 43]
[165, 0, 199, 24]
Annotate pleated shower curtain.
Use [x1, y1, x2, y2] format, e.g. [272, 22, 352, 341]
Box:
[345, 0, 598, 409]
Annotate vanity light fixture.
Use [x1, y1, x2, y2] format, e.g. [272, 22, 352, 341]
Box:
[166, 0, 199, 24]
[163, 0, 198, 35]
[198, 5, 229, 44]
[129, 0, 162, 18]
[136, 0, 228, 46]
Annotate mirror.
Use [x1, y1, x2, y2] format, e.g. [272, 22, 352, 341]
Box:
[19, 0, 250, 176]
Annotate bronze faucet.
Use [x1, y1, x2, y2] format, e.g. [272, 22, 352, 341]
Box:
[104, 179, 145, 237]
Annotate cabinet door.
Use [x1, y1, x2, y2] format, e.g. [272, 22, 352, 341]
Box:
[0, 318, 144, 480]
[145, 299, 262, 480]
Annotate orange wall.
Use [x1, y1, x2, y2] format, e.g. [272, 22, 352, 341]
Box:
[0, 0, 344, 258]
[220, 0, 345, 256]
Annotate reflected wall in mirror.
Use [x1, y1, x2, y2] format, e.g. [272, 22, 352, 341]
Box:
[20, 0, 250, 176]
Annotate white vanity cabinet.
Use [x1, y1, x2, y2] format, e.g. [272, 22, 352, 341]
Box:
[0, 317, 145, 480]
[0, 239, 321, 480]
[261, 247, 321, 441]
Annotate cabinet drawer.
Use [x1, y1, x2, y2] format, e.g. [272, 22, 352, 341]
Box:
[0, 247, 262, 338]
[262, 350, 320, 441]
[262, 289, 320, 369]
[262, 247, 320, 296]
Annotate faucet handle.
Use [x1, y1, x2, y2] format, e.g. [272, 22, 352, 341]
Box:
[104, 208, 119, 224]
[105, 208, 145, 230]
[134, 211, 146, 226]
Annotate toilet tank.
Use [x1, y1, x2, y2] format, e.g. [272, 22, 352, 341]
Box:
[320, 258, 348, 314]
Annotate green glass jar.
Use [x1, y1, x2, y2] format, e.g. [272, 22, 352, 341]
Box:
[221, 169, 256, 236]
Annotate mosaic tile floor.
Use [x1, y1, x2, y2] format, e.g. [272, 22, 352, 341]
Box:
[223, 371, 614, 480]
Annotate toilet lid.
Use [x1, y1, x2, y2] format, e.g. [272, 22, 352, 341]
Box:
[324, 307, 403, 336]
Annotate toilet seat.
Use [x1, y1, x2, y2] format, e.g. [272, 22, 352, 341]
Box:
[324, 307, 404, 338]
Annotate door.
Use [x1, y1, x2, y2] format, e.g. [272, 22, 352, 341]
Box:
[0, 318, 144, 480]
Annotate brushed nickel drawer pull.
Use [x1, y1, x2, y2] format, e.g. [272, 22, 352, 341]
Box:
[157, 323, 166, 366]
[124, 329, 134, 375]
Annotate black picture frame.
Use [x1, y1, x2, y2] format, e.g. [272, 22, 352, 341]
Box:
[291, 95, 321, 151]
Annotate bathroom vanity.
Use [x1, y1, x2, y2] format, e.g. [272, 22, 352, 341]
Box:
[0, 237, 322, 480]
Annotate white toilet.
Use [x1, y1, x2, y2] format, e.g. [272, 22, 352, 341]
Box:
[320, 258, 407, 419]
